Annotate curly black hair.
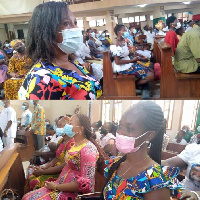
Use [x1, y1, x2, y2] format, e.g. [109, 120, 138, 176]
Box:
[114, 24, 125, 36]
[166, 16, 177, 28]
[26, 1, 68, 62]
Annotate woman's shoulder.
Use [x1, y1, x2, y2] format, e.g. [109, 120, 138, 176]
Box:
[110, 45, 123, 56]
[130, 165, 182, 192]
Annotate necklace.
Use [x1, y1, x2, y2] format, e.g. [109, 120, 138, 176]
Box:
[118, 155, 149, 178]
[74, 138, 87, 147]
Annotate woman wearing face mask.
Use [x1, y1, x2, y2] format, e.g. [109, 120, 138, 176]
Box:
[88, 31, 103, 59]
[4, 40, 32, 99]
[23, 114, 107, 200]
[18, 2, 102, 100]
[102, 101, 183, 200]
[73, 31, 103, 82]
[110, 24, 154, 86]
[25, 116, 75, 193]
[100, 122, 117, 156]
[165, 16, 181, 53]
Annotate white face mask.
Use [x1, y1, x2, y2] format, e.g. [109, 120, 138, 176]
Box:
[197, 126, 200, 132]
[57, 28, 83, 54]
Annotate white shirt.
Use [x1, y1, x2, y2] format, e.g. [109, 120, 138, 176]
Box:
[100, 133, 115, 148]
[178, 144, 200, 191]
[0, 106, 17, 138]
[21, 109, 32, 126]
[172, 138, 187, 145]
[50, 134, 62, 144]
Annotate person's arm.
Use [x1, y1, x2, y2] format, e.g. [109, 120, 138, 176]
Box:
[34, 107, 45, 130]
[161, 156, 188, 170]
[33, 162, 66, 177]
[7, 57, 18, 78]
[25, 112, 32, 127]
[45, 146, 98, 193]
[3, 121, 12, 136]
[166, 32, 177, 52]
[143, 187, 171, 200]
[188, 35, 200, 64]
[114, 55, 138, 65]
[179, 190, 200, 200]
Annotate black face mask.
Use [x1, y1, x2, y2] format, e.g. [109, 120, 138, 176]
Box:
[100, 127, 108, 135]
[16, 46, 25, 53]
[86, 35, 89, 41]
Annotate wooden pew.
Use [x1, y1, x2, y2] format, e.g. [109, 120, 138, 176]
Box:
[0, 143, 25, 197]
[102, 51, 137, 99]
[166, 142, 186, 154]
[15, 129, 35, 161]
[138, 35, 151, 50]
[154, 38, 200, 98]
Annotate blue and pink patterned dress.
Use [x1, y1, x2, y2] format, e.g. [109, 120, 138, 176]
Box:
[103, 157, 184, 200]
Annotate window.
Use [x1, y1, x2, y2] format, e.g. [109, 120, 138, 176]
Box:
[114, 17, 118, 24]
[181, 100, 199, 130]
[77, 19, 83, 28]
[129, 17, 135, 23]
[154, 100, 174, 129]
[102, 100, 111, 124]
[97, 19, 104, 26]
[89, 20, 96, 27]
[135, 16, 140, 22]
[113, 100, 122, 123]
[150, 15, 153, 20]
[140, 15, 146, 22]
[122, 17, 129, 24]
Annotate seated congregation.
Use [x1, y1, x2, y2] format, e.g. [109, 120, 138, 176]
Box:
[1, 1, 200, 100]
[1, 100, 200, 200]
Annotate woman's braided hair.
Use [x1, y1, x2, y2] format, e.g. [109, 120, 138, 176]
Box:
[100, 101, 165, 199]
[76, 114, 109, 173]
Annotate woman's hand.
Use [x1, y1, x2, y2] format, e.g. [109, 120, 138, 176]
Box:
[131, 57, 140, 63]
[178, 191, 199, 200]
[33, 168, 44, 177]
[44, 181, 57, 190]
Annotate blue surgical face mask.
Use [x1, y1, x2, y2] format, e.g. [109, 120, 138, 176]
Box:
[57, 28, 83, 54]
[53, 124, 57, 131]
[0, 101, 5, 107]
[56, 128, 64, 136]
[121, 31, 130, 39]
[91, 32, 96, 38]
[91, 127, 94, 132]
[30, 100, 34, 105]
[22, 105, 26, 110]
[64, 124, 76, 138]
[133, 29, 137, 34]
[46, 122, 50, 125]
[96, 33, 100, 38]
[102, 33, 106, 37]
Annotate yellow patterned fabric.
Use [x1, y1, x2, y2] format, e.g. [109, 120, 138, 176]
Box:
[4, 56, 32, 99]
[31, 104, 46, 136]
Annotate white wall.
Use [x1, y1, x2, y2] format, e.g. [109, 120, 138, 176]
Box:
[14, 24, 29, 39]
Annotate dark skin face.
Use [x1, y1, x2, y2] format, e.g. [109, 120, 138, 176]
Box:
[52, 9, 85, 76]
[14, 42, 25, 54]
[117, 26, 126, 41]
[118, 110, 154, 148]
[102, 122, 111, 133]
[22, 102, 29, 110]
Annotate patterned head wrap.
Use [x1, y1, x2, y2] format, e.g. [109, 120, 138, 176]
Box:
[10, 39, 22, 48]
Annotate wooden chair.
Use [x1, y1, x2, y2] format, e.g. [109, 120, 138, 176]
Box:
[102, 51, 137, 99]
[166, 143, 186, 154]
[154, 38, 200, 98]
[15, 129, 35, 161]
[138, 35, 151, 50]
[0, 143, 25, 197]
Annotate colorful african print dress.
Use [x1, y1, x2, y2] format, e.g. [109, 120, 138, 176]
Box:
[4, 56, 32, 99]
[103, 157, 183, 200]
[24, 138, 75, 193]
[18, 60, 102, 100]
[110, 44, 150, 79]
[22, 141, 99, 200]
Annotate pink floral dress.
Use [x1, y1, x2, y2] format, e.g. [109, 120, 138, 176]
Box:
[22, 141, 99, 200]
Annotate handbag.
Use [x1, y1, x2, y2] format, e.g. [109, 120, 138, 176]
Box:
[0, 189, 21, 200]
